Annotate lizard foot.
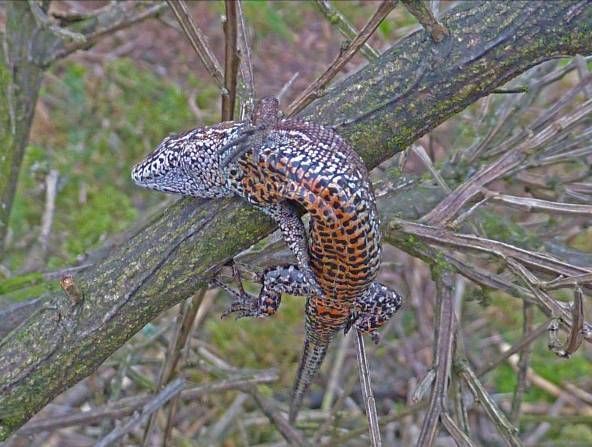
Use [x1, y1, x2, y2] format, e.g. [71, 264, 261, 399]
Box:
[346, 282, 403, 344]
[344, 313, 381, 344]
[213, 262, 282, 319]
[222, 295, 262, 319]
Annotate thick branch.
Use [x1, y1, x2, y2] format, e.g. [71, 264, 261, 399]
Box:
[0, 0, 591, 439]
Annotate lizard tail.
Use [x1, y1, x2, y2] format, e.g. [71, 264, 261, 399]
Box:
[288, 336, 329, 424]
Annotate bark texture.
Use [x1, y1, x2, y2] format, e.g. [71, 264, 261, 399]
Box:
[0, 0, 591, 439]
[0, 3, 46, 253]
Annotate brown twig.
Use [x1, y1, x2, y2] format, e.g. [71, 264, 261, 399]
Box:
[314, 0, 380, 60]
[510, 302, 534, 424]
[17, 371, 278, 435]
[477, 320, 550, 377]
[166, 0, 224, 88]
[236, 0, 255, 118]
[205, 393, 249, 445]
[40, 169, 58, 256]
[286, 0, 397, 117]
[163, 291, 214, 445]
[386, 225, 592, 343]
[548, 286, 585, 358]
[249, 390, 308, 447]
[141, 290, 206, 445]
[401, 0, 449, 43]
[496, 340, 592, 415]
[457, 362, 523, 447]
[322, 330, 352, 411]
[542, 273, 592, 290]
[417, 270, 456, 446]
[23, 168, 59, 272]
[222, 0, 239, 121]
[94, 378, 185, 447]
[43, 2, 167, 66]
[395, 220, 592, 280]
[485, 191, 592, 217]
[355, 331, 382, 447]
[423, 97, 592, 226]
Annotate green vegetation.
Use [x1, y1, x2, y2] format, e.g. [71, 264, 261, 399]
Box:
[5, 59, 217, 272]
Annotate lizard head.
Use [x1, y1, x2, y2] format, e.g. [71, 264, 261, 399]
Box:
[131, 123, 243, 198]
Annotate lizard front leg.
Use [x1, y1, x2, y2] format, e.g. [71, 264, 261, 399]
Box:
[218, 264, 313, 319]
[348, 282, 403, 343]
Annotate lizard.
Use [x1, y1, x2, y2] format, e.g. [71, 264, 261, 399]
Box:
[131, 97, 403, 423]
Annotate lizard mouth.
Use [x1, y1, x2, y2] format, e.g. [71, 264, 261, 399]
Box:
[131, 163, 153, 187]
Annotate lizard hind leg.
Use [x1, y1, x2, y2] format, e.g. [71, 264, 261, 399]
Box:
[350, 282, 403, 343]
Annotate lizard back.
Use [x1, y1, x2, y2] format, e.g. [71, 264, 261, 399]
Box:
[227, 119, 382, 339]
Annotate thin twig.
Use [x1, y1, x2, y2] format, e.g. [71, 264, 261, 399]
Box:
[314, 0, 380, 60]
[322, 330, 352, 411]
[386, 226, 592, 342]
[523, 396, 566, 446]
[497, 340, 592, 414]
[548, 286, 585, 357]
[95, 378, 185, 447]
[44, 2, 167, 65]
[417, 270, 456, 446]
[355, 331, 382, 447]
[411, 144, 451, 193]
[236, 0, 255, 118]
[17, 371, 277, 435]
[142, 290, 206, 445]
[401, 0, 449, 42]
[249, 390, 308, 447]
[441, 412, 475, 447]
[542, 273, 592, 290]
[457, 362, 523, 447]
[486, 190, 592, 217]
[205, 393, 249, 444]
[477, 320, 550, 377]
[423, 97, 592, 226]
[222, 0, 239, 121]
[396, 220, 592, 280]
[163, 291, 214, 445]
[287, 0, 397, 116]
[277, 72, 300, 104]
[166, 0, 225, 88]
[39, 169, 58, 258]
[510, 302, 534, 424]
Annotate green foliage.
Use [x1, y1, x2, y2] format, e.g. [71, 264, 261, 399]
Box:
[569, 227, 592, 252]
[211, 0, 306, 40]
[56, 186, 137, 263]
[481, 291, 592, 437]
[558, 424, 592, 443]
[6, 59, 217, 271]
[208, 291, 304, 386]
[480, 210, 539, 249]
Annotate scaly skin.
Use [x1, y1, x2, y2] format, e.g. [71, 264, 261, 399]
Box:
[131, 98, 402, 423]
